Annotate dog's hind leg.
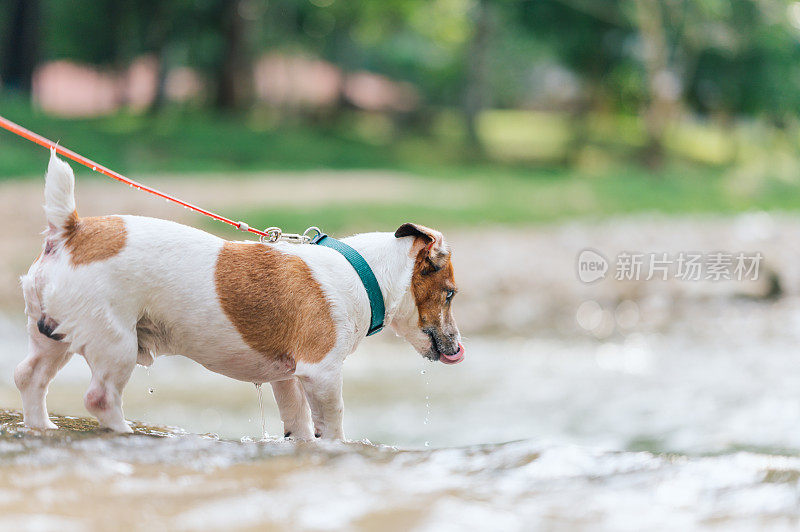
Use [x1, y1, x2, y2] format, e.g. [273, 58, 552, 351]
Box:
[82, 332, 138, 433]
[15, 318, 72, 430]
[271, 378, 314, 440]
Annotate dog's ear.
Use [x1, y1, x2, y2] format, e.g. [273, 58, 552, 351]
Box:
[395, 223, 449, 273]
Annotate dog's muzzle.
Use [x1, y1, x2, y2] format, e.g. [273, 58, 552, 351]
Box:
[425, 330, 465, 365]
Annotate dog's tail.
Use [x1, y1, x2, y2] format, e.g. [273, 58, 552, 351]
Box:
[44, 148, 77, 235]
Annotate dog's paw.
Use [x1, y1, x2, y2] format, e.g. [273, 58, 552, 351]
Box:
[282, 427, 315, 441]
[102, 420, 134, 434]
[26, 419, 58, 430]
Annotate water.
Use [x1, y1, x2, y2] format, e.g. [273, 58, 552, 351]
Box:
[3, 267, 800, 528]
[1, 409, 799, 531]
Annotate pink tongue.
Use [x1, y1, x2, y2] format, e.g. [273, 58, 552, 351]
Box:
[440, 343, 465, 365]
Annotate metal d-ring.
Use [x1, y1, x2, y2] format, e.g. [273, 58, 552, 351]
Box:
[302, 226, 322, 242]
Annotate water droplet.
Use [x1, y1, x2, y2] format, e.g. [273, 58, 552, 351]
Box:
[421, 365, 432, 429]
[424, 441, 430, 447]
[147, 388, 155, 395]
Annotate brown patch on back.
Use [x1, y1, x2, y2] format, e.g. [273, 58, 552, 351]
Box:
[215, 242, 336, 364]
[64, 213, 127, 266]
[410, 246, 456, 328]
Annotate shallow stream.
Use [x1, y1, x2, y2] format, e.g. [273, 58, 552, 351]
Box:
[2, 302, 800, 530]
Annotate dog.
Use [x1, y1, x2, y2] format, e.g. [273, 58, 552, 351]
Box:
[14, 150, 464, 439]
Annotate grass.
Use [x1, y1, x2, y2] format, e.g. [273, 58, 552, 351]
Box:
[0, 100, 403, 176]
[221, 165, 800, 236]
[3, 100, 800, 235]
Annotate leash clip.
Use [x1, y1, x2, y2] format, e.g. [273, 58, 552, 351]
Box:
[281, 233, 307, 244]
[260, 226, 324, 244]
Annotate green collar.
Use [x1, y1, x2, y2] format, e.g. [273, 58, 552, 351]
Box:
[311, 233, 385, 336]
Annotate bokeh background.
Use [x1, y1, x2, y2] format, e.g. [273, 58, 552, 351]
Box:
[5, 0, 800, 198]
[5, 2, 800, 529]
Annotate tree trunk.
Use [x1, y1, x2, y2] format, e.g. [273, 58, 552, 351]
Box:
[215, 0, 251, 110]
[564, 81, 599, 167]
[635, 0, 674, 169]
[145, 1, 170, 114]
[148, 47, 170, 114]
[1, 0, 40, 93]
[462, 0, 493, 152]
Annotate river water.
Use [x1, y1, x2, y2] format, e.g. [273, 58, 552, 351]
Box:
[2, 295, 800, 531]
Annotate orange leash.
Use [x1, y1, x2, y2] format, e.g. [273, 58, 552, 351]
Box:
[0, 115, 268, 238]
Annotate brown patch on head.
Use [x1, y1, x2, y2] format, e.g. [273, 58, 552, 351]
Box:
[396, 223, 458, 329]
[215, 242, 336, 364]
[409, 248, 456, 328]
[64, 213, 127, 266]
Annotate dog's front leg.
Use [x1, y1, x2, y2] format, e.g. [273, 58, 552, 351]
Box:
[271, 378, 314, 440]
[300, 370, 344, 440]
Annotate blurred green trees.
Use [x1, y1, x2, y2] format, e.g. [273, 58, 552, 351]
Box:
[1, 0, 800, 168]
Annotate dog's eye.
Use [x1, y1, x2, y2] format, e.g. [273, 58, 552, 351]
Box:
[445, 289, 455, 301]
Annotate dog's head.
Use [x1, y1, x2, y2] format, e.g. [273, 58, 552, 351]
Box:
[391, 223, 464, 364]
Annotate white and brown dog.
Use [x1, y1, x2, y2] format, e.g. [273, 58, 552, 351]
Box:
[14, 151, 463, 439]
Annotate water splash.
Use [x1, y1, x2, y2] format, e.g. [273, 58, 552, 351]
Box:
[254, 383, 268, 441]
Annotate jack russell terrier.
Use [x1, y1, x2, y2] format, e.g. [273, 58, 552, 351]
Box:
[14, 151, 464, 439]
